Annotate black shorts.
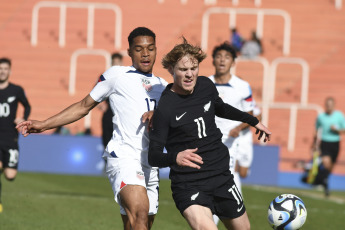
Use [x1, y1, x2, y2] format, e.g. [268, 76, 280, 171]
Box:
[171, 170, 245, 219]
[320, 141, 339, 163]
[0, 143, 20, 169]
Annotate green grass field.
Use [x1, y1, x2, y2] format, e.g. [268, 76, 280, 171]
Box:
[0, 173, 344, 229]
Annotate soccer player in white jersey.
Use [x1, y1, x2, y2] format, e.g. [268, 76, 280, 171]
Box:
[209, 42, 256, 225]
[16, 27, 167, 230]
[233, 99, 262, 193]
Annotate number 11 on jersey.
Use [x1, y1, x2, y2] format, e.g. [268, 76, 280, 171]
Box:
[194, 117, 207, 138]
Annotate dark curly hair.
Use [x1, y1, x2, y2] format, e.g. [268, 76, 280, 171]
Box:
[212, 42, 237, 60]
[128, 27, 156, 47]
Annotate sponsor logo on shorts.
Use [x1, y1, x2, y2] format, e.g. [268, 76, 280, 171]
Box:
[237, 204, 244, 212]
[191, 192, 199, 201]
[137, 171, 145, 180]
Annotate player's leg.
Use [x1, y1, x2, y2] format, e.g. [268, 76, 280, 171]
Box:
[121, 214, 131, 230]
[183, 205, 218, 230]
[215, 171, 250, 230]
[145, 166, 159, 229]
[120, 185, 150, 230]
[221, 211, 250, 230]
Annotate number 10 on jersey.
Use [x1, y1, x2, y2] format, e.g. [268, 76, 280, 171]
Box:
[194, 117, 207, 138]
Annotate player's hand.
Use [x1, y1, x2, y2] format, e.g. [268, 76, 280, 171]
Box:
[176, 148, 203, 169]
[330, 125, 339, 134]
[229, 127, 240, 138]
[255, 122, 271, 142]
[142, 110, 154, 131]
[15, 120, 45, 137]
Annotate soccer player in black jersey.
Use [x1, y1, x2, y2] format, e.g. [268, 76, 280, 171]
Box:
[148, 39, 271, 230]
[0, 58, 31, 213]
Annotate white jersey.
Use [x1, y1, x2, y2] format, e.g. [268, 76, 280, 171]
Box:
[90, 66, 167, 167]
[208, 75, 254, 141]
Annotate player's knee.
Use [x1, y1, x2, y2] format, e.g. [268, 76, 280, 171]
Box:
[134, 210, 149, 226]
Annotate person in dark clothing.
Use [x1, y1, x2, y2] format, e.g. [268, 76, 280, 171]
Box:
[148, 39, 271, 230]
[0, 57, 31, 213]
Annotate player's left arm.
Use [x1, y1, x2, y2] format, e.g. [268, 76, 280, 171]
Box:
[215, 96, 271, 142]
[16, 87, 31, 124]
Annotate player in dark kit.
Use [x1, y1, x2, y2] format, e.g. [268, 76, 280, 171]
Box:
[148, 39, 271, 230]
[0, 58, 31, 213]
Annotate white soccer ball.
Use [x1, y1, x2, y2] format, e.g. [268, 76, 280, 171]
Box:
[267, 194, 307, 230]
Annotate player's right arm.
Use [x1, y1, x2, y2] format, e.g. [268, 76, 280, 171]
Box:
[16, 94, 99, 137]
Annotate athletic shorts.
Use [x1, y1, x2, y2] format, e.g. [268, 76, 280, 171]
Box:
[105, 156, 159, 215]
[171, 171, 246, 219]
[223, 137, 240, 174]
[0, 143, 20, 169]
[320, 141, 340, 163]
[237, 129, 254, 168]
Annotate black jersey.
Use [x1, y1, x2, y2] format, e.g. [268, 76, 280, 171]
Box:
[149, 76, 258, 182]
[0, 83, 31, 145]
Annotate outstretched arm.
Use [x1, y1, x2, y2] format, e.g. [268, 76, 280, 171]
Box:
[16, 95, 99, 137]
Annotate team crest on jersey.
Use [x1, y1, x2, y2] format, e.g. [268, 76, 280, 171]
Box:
[7, 96, 16, 103]
[204, 101, 211, 112]
[142, 78, 152, 92]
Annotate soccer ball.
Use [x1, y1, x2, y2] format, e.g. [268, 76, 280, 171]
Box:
[267, 194, 307, 230]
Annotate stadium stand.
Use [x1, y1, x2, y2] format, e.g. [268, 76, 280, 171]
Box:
[1, 0, 345, 174]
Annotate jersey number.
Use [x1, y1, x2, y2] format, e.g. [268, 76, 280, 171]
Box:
[0, 103, 10, 117]
[194, 117, 207, 138]
[145, 98, 157, 111]
[228, 184, 243, 205]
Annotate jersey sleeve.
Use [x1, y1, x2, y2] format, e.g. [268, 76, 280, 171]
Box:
[148, 105, 176, 168]
[214, 95, 259, 127]
[89, 66, 119, 102]
[241, 83, 254, 112]
[17, 86, 31, 120]
[315, 115, 321, 130]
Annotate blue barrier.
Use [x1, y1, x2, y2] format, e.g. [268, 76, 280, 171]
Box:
[18, 135, 345, 190]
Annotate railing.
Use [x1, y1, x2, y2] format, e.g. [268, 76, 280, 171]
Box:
[31, 1, 122, 49]
[69, 48, 111, 95]
[335, 0, 342, 9]
[157, 0, 216, 4]
[232, 0, 261, 7]
[259, 102, 323, 151]
[231, 56, 270, 105]
[270, 57, 310, 105]
[201, 7, 291, 55]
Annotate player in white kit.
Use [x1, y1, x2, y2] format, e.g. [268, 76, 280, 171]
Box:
[16, 27, 167, 230]
[209, 42, 257, 225]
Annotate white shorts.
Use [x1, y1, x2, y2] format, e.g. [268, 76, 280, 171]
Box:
[237, 129, 254, 168]
[105, 156, 159, 215]
[222, 137, 240, 174]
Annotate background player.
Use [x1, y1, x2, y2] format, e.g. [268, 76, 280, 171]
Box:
[209, 42, 256, 194]
[148, 38, 271, 230]
[0, 57, 31, 213]
[17, 27, 167, 230]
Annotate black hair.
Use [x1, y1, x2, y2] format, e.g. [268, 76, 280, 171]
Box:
[0, 57, 11, 67]
[111, 52, 123, 60]
[128, 27, 156, 47]
[212, 42, 237, 60]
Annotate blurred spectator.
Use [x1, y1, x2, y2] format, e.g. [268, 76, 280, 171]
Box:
[241, 30, 263, 59]
[312, 97, 345, 196]
[230, 28, 245, 53]
[111, 52, 123, 66]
